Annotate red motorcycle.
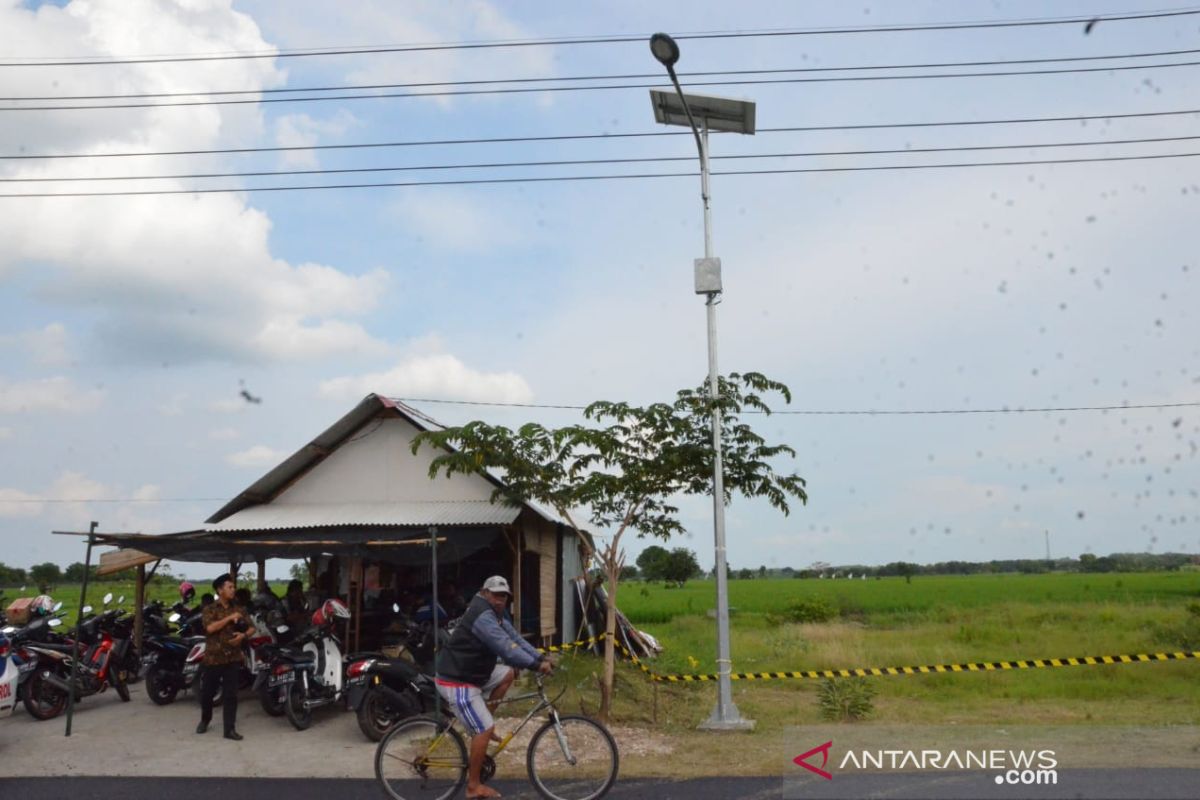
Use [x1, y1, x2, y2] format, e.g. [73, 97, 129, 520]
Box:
[23, 594, 132, 720]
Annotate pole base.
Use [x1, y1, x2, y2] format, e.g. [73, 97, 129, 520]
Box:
[698, 703, 756, 731]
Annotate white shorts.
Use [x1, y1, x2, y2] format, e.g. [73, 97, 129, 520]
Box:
[435, 664, 514, 736]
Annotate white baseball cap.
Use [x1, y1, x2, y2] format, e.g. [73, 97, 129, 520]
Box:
[482, 575, 511, 595]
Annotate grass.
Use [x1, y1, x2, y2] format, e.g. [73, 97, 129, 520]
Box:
[4, 579, 292, 618]
[12, 572, 1200, 778]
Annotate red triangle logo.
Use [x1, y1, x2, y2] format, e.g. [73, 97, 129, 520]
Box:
[794, 740, 833, 780]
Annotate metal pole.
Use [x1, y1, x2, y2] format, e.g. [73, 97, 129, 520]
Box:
[65, 521, 97, 737]
[429, 526, 440, 723]
[699, 121, 746, 730]
[664, 58, 751, 732]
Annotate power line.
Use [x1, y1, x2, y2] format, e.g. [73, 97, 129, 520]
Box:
[3, 150, 1199, 198]
[8, 59, 1200, 111]
[8, 135, 1198, 183]
[6, 47, 1199, 102]
[388, 397, 1200, 415]
[2, 8, 1197, 67]
[5, 107, 1197, 161]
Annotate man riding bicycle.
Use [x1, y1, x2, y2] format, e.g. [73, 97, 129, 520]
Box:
[435, 575, 553, 800]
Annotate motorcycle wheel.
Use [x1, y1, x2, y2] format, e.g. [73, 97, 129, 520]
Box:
[22, 671, 69, 721]
[145, 666, 179, 706]
[356, 688, 418, 742]
[283, 681, 312, 730]
[111, 665, 131, 702]
[259, 684, 286, 717]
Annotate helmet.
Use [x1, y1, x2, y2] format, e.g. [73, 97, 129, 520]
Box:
[30, 595, 55, 616]
[179, 582, 195, 604]
[311, 598, 351, 627]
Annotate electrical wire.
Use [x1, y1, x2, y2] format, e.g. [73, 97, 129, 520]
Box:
[2, 7, 1197, 67]
[6, 135, 1198, 183]
[8, 59, 1200, 110]
[5, 47, 1199, 102]
[3, 150, 1199, 198]
[5, 107, 1198, 161]
[386, 397, 1200, 415]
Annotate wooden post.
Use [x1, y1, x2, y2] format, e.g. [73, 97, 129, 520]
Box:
[256, 559, 267, 594]
[134, 563, 146, 657]
[514, 528, 523, 635]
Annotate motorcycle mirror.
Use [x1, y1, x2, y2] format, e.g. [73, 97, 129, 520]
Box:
[103, 592, 113, 605]
[48, 618, 62, 628]
[82, 605, 93, 614]
[168, 612, 181, 623]
[276, 625, 289, 634]
[51, 601, 63, 613]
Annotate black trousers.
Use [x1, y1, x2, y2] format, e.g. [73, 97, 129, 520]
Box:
[199, 662, 240, 733]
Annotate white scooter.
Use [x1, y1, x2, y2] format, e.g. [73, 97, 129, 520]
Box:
[281, 598, 351, 730]
[0, 628, 18, 717]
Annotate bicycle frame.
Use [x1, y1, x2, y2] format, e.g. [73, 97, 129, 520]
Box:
[424, 675, 568, 766]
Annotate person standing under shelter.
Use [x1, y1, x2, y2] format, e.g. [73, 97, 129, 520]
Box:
[197, 573, 253, 740]
[435, 575, 553, 800]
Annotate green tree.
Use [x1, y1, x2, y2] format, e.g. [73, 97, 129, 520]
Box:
[636, 545, 671, 582]
[412, 372, 807, 723]
[0, 562, 28, 586]
[758, 565, 768, 578]
[64, 562, 93, 582]
[29, 562, 62, 591]
[618, 565, 640, 581]
[737, 567, 754, 580]
[661, 548, 701, 586]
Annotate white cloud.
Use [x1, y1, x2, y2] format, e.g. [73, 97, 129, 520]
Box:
[0, 323, 72, 367]
[226, 444, 289, 468]
[0, 427, 11, 440]
[0, 1, 389, 365]
[0, 486, 43, 518]
[318, 352, 534, 403]
[208, 427, 240, 441]
[0, 377, 105, 413]
[389, 190, 530, 253]
[273, 110, 360, 168]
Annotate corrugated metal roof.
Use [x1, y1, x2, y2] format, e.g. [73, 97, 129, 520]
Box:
[205, 500, 521, 531]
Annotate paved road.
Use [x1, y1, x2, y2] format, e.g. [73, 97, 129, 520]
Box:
[3, 772, 1199, 799]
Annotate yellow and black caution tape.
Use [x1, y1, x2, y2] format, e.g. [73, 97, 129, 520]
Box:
[537, 634, 1198, 683]
[536, 633, 606, 655]
[609, 641, 1200, 683]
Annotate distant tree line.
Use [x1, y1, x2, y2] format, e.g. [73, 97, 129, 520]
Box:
[0, 561, 169, 591]
[618, 550, 1199, 584]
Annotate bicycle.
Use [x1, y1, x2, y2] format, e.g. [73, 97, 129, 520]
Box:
[374, 669, 619, 800]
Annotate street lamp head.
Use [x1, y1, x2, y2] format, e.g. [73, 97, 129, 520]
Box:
[649, 32, 680, 67]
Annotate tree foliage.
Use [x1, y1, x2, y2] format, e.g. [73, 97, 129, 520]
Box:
[411, 371, 808, 722]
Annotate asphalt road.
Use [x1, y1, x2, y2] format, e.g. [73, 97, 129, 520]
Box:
[3, 772, 1199, 800]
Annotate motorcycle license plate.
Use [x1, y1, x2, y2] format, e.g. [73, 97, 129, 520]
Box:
[268, 672, 294, 688]
[141, 655, 156, 664]
[183, 663, 199, 676]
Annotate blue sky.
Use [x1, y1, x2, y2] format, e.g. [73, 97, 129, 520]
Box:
[0, 0, 1197, 577]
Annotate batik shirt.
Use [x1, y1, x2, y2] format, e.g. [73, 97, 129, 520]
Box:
[202, 601, 244, 666]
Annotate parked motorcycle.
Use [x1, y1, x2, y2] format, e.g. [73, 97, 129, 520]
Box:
[0, 628, 18, 717]
[345, 655, 437, 741]
[141, 608, 206, 706]
[279, 598, 353, 730]
[21, 593, 132, 720]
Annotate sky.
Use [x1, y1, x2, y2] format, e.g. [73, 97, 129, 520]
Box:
[0, 0, 1197, 578]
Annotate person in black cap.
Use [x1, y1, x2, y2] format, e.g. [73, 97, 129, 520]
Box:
[197, 573, 254, 740]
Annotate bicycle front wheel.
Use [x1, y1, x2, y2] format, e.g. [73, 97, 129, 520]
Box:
[527, 714, 619, 800]
[375, 716, 467, 800]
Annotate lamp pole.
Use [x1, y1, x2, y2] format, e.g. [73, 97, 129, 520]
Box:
[649, 33, 752, 730]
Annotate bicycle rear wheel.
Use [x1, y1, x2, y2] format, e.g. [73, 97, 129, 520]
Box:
[375, 716, 467, 800]
[527, 714, 619, 800]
